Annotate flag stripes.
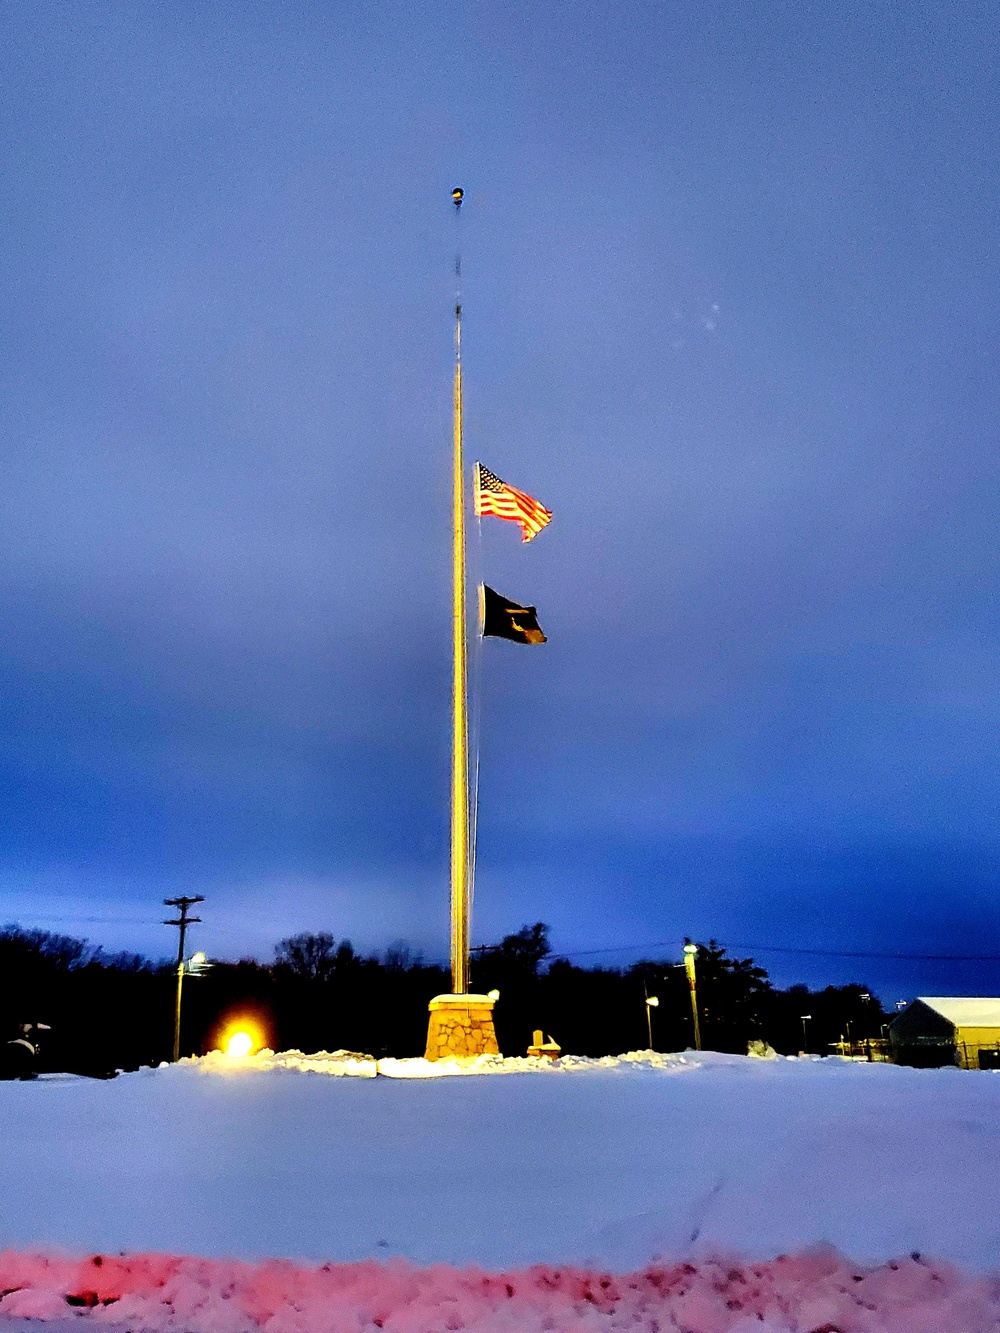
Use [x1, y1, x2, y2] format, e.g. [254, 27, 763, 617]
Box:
[474, 464, 552, 542]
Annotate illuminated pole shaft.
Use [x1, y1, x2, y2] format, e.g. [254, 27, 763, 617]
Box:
[450, 292, 470, 996]
[684, 948, 702, 1051]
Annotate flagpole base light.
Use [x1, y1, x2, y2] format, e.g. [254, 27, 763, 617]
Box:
[425, 994, 500, 1060]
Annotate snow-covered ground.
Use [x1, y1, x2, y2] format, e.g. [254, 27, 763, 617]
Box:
[2, 1048, 1000, 1270]
[2, 1050, 1000, 1330]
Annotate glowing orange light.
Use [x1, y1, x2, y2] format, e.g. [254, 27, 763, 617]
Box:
[215, 1015, 268, 1057]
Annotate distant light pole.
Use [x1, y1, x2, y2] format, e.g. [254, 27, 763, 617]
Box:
[683, 944, 701, 1051]
[164, 895, 204, 1062]
[643, 985, 660, 1050]
[800, 1014, 812, 1052]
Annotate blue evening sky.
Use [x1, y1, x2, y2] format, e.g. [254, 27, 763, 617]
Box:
[1, 1, 998, 999]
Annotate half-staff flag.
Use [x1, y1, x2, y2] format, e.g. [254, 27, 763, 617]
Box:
[474, 463, 552, 542]
[480, 585, 547, 644]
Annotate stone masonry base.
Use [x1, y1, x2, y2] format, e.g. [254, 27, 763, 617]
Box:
[424, 994, 500, 1060]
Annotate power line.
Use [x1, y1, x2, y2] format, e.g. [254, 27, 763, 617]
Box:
[547, 941, 1000, 964]
[3, 916, 159, 926]
[730, 943, 1000, 963]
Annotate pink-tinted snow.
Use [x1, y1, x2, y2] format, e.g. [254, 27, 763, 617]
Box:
[0, 1247, 999, 1332]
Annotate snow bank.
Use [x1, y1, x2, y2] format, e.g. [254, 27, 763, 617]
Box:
[375, 1048, 756, 1076]
[183, 1049, 379, 1078]
[176, 1047, 816, 1078]
[0, 1247, 998, 1332]
[176, 1048, 753, 1078]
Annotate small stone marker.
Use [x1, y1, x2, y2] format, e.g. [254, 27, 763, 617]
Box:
[527, 1030, 561, 1059]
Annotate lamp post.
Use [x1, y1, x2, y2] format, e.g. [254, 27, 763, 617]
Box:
[644, 986, 659, 1050]
[683, 944, 701, 1051]
[800, 1014, 812, 1052]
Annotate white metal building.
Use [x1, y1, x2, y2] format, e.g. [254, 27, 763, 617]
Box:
[889, 997, 1000, 1069]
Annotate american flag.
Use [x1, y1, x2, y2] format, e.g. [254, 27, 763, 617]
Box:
[474, 464, 552, 542]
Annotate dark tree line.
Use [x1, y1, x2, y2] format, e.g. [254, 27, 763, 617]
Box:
[0, 922, 888, 1074]
[0, 927, 169, 1075]
[471, 928, 887, 1058]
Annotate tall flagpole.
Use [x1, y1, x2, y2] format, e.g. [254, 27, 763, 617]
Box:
[450, 187, 470, 996]
[424, 187, 499, 1058]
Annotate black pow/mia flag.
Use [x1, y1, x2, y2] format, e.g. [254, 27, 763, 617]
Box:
[481, 585, 547, 644]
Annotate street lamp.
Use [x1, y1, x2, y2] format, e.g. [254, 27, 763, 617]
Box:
[683, 944, 701, 1051]
[644, 989, 659, 1050]
[800, 1014, 812, 1052]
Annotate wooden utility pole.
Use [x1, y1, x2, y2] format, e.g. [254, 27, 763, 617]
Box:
[164, 895, 204, 1061]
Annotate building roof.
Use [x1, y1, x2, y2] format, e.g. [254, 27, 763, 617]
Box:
[915, 997, 1000, 1028]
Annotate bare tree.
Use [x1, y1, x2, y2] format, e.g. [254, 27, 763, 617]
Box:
[274, 933, 356, 983]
